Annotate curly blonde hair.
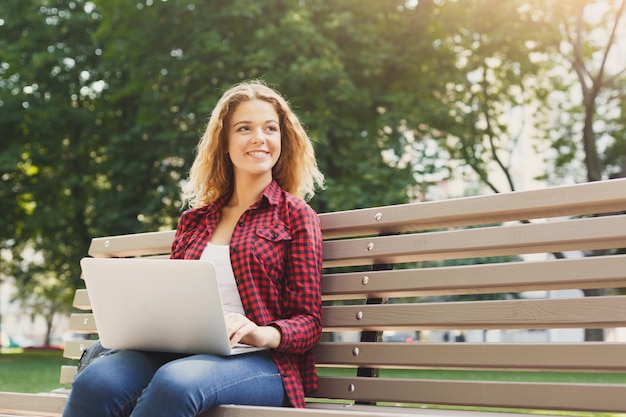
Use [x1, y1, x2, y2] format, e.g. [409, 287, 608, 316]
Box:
[182, 80, 324, 208]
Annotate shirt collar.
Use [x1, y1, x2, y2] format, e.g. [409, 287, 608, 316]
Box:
[250, 180, 282, 209]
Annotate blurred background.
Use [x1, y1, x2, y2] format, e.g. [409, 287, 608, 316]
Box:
[1, 0, 624, 349]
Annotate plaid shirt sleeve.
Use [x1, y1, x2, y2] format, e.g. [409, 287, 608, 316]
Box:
[270, 203, 323, 352]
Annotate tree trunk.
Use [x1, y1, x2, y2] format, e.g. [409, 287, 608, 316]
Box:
[582, 95, 602, 182]
[582, 288, 605, 341]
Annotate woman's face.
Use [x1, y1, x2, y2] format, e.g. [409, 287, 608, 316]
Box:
[227, 99, 281, 183]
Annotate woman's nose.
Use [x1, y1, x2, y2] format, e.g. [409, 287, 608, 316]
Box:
[252, 128, 266, 143]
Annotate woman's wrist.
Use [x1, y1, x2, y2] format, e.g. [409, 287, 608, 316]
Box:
[261, 325, 282, 348]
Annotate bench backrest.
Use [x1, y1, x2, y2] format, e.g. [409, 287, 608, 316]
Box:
[62, 178, 626, 413]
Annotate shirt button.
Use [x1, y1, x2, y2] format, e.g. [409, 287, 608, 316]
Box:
[237, 221, 244, 227]
[232, 247, 238, 254]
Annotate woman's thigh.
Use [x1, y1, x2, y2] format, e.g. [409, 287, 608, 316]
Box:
[63, 350, 185, 417]
[131, 351, 285, 417]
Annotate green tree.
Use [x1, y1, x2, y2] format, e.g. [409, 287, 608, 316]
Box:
[1, 0, 454, 340]
[0, 0, 105, 343]
[89, 0, 456, 212]
[401, 0, 625, 193]
[543, 0, 626, 183]
[415, 0, 626, 341]
[544, 0, 626, 341]
[401, 0, 562, 194]
[4, 0, 622, 344]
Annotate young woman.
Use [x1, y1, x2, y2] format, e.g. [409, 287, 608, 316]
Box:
[63, 80, 325, 416]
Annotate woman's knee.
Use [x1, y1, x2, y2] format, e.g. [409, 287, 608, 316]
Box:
[64, 351, 160, 417]
[65, 363, 135, 417]
[72, 358, 125, 397]
[148, 357, 214, 396]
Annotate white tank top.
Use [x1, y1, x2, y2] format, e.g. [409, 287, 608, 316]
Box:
[200, 243, 245, 315]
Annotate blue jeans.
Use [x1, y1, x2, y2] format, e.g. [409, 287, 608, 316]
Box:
[62, 350, 285, 417]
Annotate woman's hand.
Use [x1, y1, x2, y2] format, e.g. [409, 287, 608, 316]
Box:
[225, 312, 282, 348]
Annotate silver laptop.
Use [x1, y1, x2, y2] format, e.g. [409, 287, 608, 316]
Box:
[80, 257, 266, 356]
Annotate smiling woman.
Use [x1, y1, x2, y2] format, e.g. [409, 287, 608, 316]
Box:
[61, 80, 326, 417]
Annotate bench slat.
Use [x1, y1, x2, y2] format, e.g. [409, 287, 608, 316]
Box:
[323, 214, 626, 267]
[310, 376, 626, 413]
[71, 297, 626, 334]
[71, 296, 626, 334]
[60, 366, 78, 385]
[313, 342, 626, 371]
[322, 254, 626, 300]
[322, 296, 626, 330]
[199, 402, 494, 417]
[85, 180, 626, 259]
[68, 313, 98, 333]
[71, 255, 626, 305]
[319, 178, 626, 239]
[88, 230, 176, 258]
[66, 255, 626, 306]
[72, 289, 90, 310]
[0, 392, 66, 417]
[204, 403, 516, 417]
[63, 339, 97, 360]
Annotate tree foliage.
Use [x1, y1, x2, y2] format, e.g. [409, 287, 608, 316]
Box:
[546, 0, 626, 183]
[1, 0, 624, 342]
[1, 1, 105, 335]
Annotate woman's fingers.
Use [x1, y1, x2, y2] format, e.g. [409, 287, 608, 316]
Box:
[225, 313, 257, 346]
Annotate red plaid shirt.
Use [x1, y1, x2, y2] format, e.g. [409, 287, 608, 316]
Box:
[170, 180, 323, 408]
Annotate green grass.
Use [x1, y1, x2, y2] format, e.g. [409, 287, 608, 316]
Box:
[0, 348, 72, 393]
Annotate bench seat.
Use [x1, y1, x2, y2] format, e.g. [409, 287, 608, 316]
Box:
[0, 398, 559, 417]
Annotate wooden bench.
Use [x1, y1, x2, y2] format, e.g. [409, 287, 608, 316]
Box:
[2, 178, 626, 416]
